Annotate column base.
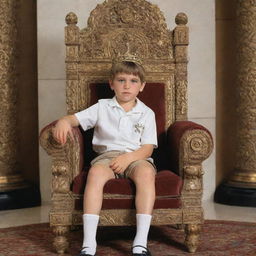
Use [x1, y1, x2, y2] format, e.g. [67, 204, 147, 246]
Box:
[0, 185, 41, 210]
[214, 182, 256, 207]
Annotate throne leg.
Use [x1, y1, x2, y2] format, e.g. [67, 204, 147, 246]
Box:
[184, 224, 201, 253]
[52, 225, 70, 254]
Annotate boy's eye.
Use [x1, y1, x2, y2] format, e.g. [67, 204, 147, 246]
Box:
[118, 79, 125, 82]
[131, 79, 138, 83]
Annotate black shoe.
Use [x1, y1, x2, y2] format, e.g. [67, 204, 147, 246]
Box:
[78, 247, 95, 256]
[132, 245, 152, 256]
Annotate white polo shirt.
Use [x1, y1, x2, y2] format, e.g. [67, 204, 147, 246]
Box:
[75, 97, 158, 154]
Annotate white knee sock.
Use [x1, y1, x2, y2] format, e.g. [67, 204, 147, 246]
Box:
[132, 214, 152, 253]
[81, 214, 99, 255]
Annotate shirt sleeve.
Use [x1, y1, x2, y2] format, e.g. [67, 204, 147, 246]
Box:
[141, 110, 158, 148]
[74, 103, 99, 131]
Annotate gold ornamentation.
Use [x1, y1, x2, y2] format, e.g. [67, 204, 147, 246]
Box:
[81, 0, 173, 60]
[52, 226, 69, 254]
[52, 175, 70, 194]
[175, 13, 188, 26]
[39, 0, 213, 254]
[0, 0, 18, 175]
[180, 129, 213, 212]
[227, 0, 256, 188]
[0, 174, 28, 191]
[0, 0, 28, 192]
[229, 169, 256, 188]
[112, 49, 143, 66]
[185, 224, 201, 253]
[182, 197, 201, 208]
[176, 80, 188, 119]
[72, 209, 184, 226]
[65, 12, 77, 25]
[183, 209, 203, 223]
[50, 213, 72, 226]
[181, 130, 213, 165]
[174, 13, 189, 120]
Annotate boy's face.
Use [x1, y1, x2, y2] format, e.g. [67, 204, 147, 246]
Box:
[109, 72, 145, 104]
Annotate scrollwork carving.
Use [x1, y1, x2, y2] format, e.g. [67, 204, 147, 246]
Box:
[52, 162, 68, 176]
[64, 0, 185, 126]
[180, 129, 213, 197]
[50, 213, 72, 226]
[52, 175, 70, 193]
[183, 165, 203, 191]
[39, 1, 212, 254]
[52, 226, 69, 254]
[79, 0, 173, 60]
[0, 0, 18, 177]
[185, 224, 201, 253]
[182, 130, 213, 164]
[65, 12, 77, 25]
[39, 125, 81, 180]
[176, 80, 188, 120]
[66, 80, 79, 113]
[234, 0, 256, 176]
[184, 166, 204, 177]
[175, 13, 188, 26]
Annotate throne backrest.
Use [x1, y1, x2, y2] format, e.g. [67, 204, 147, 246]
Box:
[65, 0, 189, 169]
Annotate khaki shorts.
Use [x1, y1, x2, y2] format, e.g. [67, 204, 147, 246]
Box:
[90, 151, 156, 178]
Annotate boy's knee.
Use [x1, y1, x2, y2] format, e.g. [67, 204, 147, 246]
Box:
[131, 162, 156, 183]
[88, 165, 102, 177]
[87, 164, 113, 182]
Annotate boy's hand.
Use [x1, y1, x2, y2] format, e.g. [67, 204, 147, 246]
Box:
[109, 153, 133, 174]
[52, 119, 74, 145]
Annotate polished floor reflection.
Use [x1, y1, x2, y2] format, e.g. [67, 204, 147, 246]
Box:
[0, 200, 255, 228]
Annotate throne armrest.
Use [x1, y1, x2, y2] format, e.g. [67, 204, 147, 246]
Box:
[40, 122, 85, 230]
[39, 121, 84, 184]
[167, 121, 213, 179]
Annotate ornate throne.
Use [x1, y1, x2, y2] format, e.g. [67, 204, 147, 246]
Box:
[40, 0, 213, 254]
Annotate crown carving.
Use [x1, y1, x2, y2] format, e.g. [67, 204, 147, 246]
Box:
[113, 52, 143, 66]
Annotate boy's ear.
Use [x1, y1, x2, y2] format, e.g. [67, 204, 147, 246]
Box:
[109, 79, 114, 90]
[139, 82, 146, 92]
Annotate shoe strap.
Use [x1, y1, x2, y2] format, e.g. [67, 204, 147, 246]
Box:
[132, 245, 148, 251]
[80, 247, 94, 256]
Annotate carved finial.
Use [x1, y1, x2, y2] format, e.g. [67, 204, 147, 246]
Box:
[113, 43, 143, 66]
[65, 12, 78, 25]
[175, 12, 188, 25]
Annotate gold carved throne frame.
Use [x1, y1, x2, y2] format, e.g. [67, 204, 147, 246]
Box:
[40, 0, 213, 254]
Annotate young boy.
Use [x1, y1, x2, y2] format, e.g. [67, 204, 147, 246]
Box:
[53, 57, 157, 256]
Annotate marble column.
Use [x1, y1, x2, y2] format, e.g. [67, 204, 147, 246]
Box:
[0, 0, 40, 210]
[215, 0, 256, 206]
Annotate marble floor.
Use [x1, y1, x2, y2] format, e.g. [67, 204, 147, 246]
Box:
[0, 200, 255, 228]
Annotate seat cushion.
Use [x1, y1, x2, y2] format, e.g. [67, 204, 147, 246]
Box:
[73, 170, 183, 210]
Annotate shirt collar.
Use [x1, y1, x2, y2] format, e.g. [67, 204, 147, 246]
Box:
[109, 96, 144, 114]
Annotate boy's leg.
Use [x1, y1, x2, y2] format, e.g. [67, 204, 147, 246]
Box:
[128, 161, 156, 254]
[81, 164, 115, 255]
[83, 164, 115, 214]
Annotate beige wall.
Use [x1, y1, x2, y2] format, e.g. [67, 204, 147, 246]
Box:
[37, 0, 216, 202]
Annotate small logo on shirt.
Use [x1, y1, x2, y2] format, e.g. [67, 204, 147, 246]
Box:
[134, 123, 144, 133]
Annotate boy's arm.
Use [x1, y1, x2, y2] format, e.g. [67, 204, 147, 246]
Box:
[128, 144, 154, 161]
[52, 115, 79, 145]
[110, 144, 154, 174]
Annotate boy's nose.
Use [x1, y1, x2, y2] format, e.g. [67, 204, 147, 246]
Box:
[124, 82, 130, 88]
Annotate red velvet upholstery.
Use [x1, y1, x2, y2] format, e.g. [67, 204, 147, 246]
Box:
[73, 170, 182, 210]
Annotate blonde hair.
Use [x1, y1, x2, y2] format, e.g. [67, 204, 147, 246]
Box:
[110, 61, 146, 83]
